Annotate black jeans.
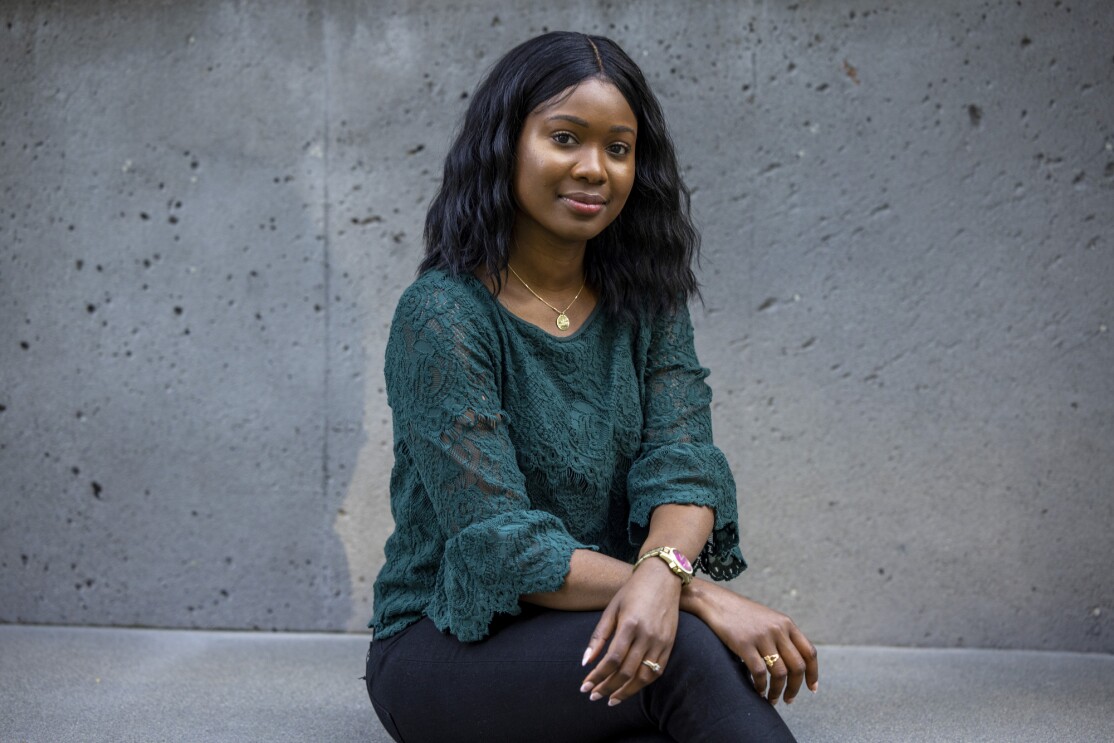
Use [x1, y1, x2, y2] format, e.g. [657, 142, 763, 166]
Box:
[365, 606, 796, 743]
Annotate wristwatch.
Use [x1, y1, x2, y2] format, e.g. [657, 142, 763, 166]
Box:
[633, 546, 694, 585]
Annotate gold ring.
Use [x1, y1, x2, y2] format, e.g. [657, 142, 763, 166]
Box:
[763, 654, 780, 668]
[641, 659, 662, 673]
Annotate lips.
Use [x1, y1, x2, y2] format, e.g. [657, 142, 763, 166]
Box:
[560, 192, 607, 215]
[563, 192, 606, 205]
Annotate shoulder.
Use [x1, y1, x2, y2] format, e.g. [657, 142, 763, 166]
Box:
[385, 270, 504, 412]
[393, 269, 497, 330]
[388, 269, 502, 365]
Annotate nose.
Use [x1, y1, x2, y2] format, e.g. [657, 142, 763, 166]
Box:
[571, 147, 606, 184]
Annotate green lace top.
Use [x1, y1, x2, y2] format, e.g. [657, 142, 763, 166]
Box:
[370, 269, 745, 642]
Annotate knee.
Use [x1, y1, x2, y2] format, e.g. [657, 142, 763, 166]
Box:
[668, 612, 747, 681]
[641, 614, 795, 740]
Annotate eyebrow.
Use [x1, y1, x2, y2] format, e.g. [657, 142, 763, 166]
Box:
[545, 114, 636, 135]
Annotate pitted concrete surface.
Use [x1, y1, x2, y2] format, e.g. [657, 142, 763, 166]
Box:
[2, 0, 1112, 652]
[2, 626, 1112, 743]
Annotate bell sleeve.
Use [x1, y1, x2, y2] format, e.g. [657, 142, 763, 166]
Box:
[385, 280, 594, 641]
[626, 303, 747, 581]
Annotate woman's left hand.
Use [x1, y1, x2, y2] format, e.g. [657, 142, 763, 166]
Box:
[685, 580, 819, 706]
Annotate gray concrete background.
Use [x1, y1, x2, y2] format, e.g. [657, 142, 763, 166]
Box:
[1, 1, 1111, 651]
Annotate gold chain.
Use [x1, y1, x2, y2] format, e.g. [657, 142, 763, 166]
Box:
[507, 264, 586, 331]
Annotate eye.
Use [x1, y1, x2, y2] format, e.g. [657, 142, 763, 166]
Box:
[551, 131, 578, 145]
[607, 142, 632, 156]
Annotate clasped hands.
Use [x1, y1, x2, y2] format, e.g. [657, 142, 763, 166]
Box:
[578, 558, 819, 707]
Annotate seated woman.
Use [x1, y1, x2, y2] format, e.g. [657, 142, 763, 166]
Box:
[364, 30, 817, 743]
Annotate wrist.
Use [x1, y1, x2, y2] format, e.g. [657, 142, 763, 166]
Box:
[630, 555, 684, 593]
[679, 578, 716, 619]
[633, 545, 694, 585]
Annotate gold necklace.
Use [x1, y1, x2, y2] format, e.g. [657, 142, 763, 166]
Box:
[506, 264, 586, 331]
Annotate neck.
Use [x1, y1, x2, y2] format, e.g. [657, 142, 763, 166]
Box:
[507, 243, 586, 292]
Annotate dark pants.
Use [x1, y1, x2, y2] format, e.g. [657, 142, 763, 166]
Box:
[364, 606, 796, 743]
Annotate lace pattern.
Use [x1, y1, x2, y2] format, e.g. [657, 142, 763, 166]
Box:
[371, 271, 745, 641]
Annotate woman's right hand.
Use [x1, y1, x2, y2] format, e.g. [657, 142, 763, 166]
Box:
[684, 580, 819, 705]
[578, 559, 684, 706]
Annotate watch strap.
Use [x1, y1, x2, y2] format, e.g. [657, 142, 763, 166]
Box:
[633, 546, 694, 585]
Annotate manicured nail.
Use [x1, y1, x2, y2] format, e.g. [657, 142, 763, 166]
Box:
[590, 692, 602, 702]
[581, 648, 592, 667]
[785, 697, 794, 705]
[608, 698, 621, 707]
[810, 683, 819, 693]
[580, 682, 593, 694]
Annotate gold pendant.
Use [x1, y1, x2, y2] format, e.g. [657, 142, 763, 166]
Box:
[556, 313, 571, 331]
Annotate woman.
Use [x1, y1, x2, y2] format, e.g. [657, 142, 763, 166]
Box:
[364, 31, 817, 743]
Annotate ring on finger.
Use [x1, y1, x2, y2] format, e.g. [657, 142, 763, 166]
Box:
[763, 654, 780, 668]
[641, 659, 662, 673]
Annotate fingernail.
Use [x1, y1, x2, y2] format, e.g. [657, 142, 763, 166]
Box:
[608, 698, 621, 707]
[786, 697, 794, 705]
[810, 683, 819, 693]
[580, 682, 593, 693]
[581, 648, 592, 667]
[590, 692, 602, 702]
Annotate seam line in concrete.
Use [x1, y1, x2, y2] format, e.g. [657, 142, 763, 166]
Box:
[321, 10, 334, 621]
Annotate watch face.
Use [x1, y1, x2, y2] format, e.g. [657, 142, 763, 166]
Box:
[674, 550, 693, 573]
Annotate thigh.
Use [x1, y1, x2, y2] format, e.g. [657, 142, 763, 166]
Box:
[366, 608, 670, 743]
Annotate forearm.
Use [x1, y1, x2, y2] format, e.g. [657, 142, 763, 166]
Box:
[639, 503, 714, 564]
[522, 549, 633, 610]
[524, 504, 715, 611]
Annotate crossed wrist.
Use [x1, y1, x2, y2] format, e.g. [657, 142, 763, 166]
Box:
[678, 576, 714, 617]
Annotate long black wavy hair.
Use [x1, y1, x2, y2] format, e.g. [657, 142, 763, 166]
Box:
[420, 31, 700, 323]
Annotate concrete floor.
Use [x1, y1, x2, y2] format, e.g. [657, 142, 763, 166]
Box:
[2, 625, 1111, 742]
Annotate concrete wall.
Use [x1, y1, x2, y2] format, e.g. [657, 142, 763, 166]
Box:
[1, 0, 1110, 652]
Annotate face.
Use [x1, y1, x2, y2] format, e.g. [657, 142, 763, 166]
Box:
[512, 78, 638, 251]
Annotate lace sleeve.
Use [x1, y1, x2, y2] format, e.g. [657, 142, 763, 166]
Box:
[385, 279, 591, 641]
[626, 304, 747, 581]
